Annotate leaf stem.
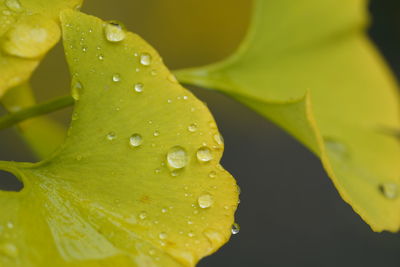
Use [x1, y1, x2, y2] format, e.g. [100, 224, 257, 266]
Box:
[0, 96, 74, 131]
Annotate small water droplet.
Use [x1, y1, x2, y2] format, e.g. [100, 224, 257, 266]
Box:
[183, 96, 188, 100]
[208, 171, 216, 178]
[138, 211, 147, 220]
[161, 208, 168, 213]
[324, 138, 349, 160]
[214, 134, 224, 146]
[231, 223, 240, 235]
[153, 131, 160, 137]
[112, 73, 121, 82]
[148, 249, 156, 255]
[5, 0, 22, 12]
[104, 21, 126, 42]
[188, 232, 195, 238]
[196, 146, 213, 162]
[167, 99, 172, 104]
[379, 183, 398, 199]
[150, 69, 158, 76]
[188, 123, 198, 132]
[129, 134, 143, 147]
[134, 83, 143, 93]
[197, 194, 214, 209]
[6, 222, 13, 229]
[98, 54, 104, 60]
[167, 74, 178, 83]
[71, 81, 83, 101]
[159, 232, 168, 239]
[167, 146, 188, 169]
[82, 46, 88, 52]
[140, 53, 152, 66]
[107, 132, 116, 141]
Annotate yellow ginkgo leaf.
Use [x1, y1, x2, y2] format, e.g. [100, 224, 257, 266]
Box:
[0, 10, 238, 266]
[175, 0, 400, 232]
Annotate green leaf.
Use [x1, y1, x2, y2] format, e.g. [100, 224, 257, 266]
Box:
[0, 0, 83, 97]
[175, 0, 400, 232]
[0, 10, 238, 266]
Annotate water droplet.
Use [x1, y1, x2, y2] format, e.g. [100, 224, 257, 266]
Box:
[188, 123, 198, 132]
[140, 53, 152, 66]
[208, 171, 216, 178]
[107, 132, 116, 141]
[379, 183, 398, 199]
[129, 134, 143, 147]
[161, 208, 168, 213]
[167, 99, 172, 104]
[98, 54, 104, 60]
[150, 69, 158, 76]
[71, 81, 83, 101]
[0, 242, 18, 258]
[183, 96, 188, 100]
[134, 83, 143, 93]
[198, 193, 214, 209]
[204, 229, 224, 245]
[138, 211, 147, 220]
[104, 21, 126, 42]
[214, 134, 224, 146]
[159, 232, 168, 239]
[167, 74, 178, 83]
[196, 146, 213, 162]
[148, 249, 156, 255]
[324, 138, 349, 160]
[231, 223, 240, 235]
[153, 131, 160, 137]
[5, 0, 22, 12]
[112, 73, 121, 82]
[82, 46, 88, 52]
[188, 232, 195, 238]
[167, 146, 188, 169]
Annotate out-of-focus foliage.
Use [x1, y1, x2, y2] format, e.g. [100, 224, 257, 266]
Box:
[175, 0, 400, 232]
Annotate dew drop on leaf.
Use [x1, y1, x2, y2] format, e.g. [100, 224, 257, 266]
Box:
[134, 83, 143, 93]
[140, 53, 152, 66]
[112, 73, 121, 82]
[196, 146, 213, 162]
[379, 183, 398, 199]
[138, 211, 147, 220]
[214, 134, 224, 146]
[71, 81, 83, 101]
[159, 232, 168, 240]
[106, 132, 116, 141]
[104, 21, 126, 42]
[231, 223, 240, 235]
[197, 193, 214, 209]
[208, 171, 216, 178]
[129, 134, 143, 147]
[167, 146, 188, 169]
[188, 123, 198, 132]
[5, 0, 22, 12]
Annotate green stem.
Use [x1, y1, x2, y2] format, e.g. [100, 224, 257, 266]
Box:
[0, 95, 74, 131]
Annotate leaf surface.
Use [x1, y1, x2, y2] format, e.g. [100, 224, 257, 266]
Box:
[175, 0, 400, 231]
[0, 10, 238, 266]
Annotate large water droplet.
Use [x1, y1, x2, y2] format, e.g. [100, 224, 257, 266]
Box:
[5, 0, 22, 12]
[129, 134, 143, 147]
[196, 146, 213, 162]
[140, 53, 152, 66]
[0, 242, 18, 258]
[198, 193, 214, 209]
[231, 223, 240, 235]
[167, 146, 188, 169]
[379, 183, 398, 199]
[104, 21, 126, 42]
[134, 83, 143, 93]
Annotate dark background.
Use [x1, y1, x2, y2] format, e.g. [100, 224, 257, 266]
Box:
[1, 1, 400, 266]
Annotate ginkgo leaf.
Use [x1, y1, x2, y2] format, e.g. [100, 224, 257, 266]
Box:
[0, 0, 83, 97]
[0, 10, 238, 266]
[175, 0, 400, 232]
